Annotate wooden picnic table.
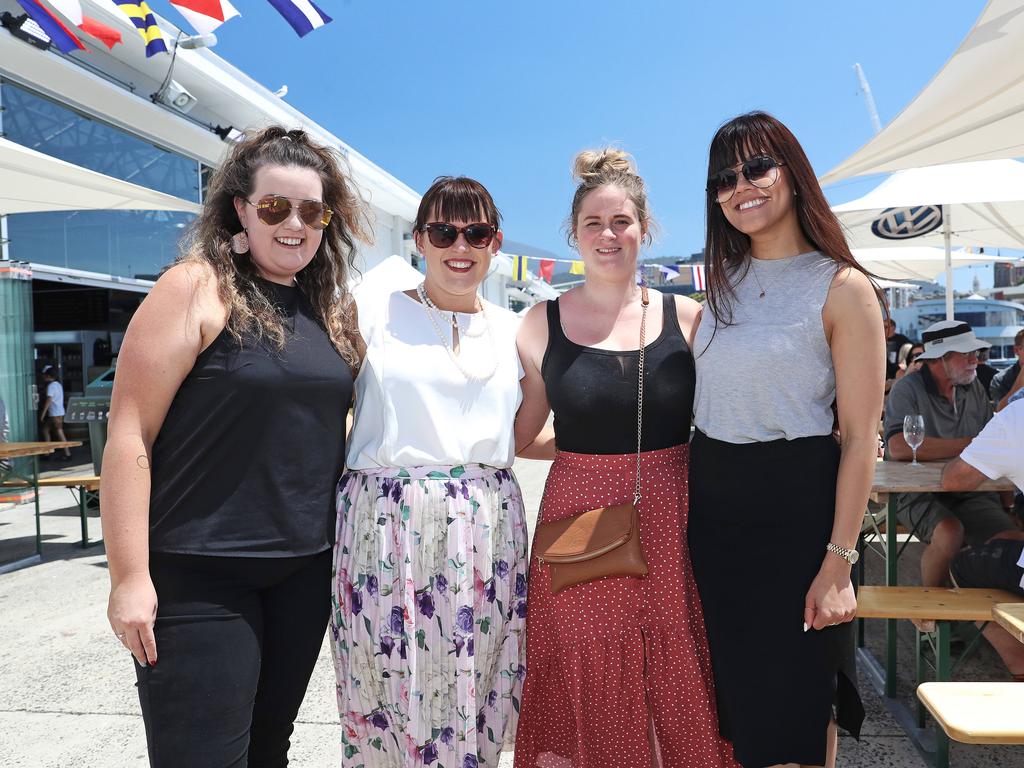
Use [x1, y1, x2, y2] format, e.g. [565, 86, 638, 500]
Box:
[0, 441, 82, 573]
[864, 460, 1017, 698]
[992, 603, 1024, 645]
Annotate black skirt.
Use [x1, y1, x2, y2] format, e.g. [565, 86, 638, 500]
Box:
[688, 430, 864, 768]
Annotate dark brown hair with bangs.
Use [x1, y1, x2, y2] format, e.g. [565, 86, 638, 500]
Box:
[414, 176, 502, 232]
[703, 111, 881, 328]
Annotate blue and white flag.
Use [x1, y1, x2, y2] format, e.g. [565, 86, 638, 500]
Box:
[658, 264, 681, 280]
[266, 0, 332, 37]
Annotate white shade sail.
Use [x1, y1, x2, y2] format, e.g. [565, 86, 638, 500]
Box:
[821, 0, 1024, 184]
[852, 247, 1011, 282]
[832, 159, 1024, 251]
[0, 137, 202, 216]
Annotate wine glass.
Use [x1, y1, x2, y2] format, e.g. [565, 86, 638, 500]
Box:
[903, 415, 925, 466]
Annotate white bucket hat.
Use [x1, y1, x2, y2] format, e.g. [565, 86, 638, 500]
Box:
[915, 320, 991, 360]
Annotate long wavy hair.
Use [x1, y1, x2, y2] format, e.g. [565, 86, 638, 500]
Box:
[178, 126, 370, 370]
[703, 111, 881, 327]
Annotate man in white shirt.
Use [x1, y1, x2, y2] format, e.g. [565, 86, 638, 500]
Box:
[39, 366, 71, 460]
[942, 397, 1024, 680]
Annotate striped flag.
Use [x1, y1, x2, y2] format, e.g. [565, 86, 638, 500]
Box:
[691, 265, 707, 291]
[113, 1, 168, 56]
[15, 0, 86, 53]
[569, 260, 585, 276]
[267, 0, 332, 37]
[512, 255, 528, 282]
[170, 1, 240, 35]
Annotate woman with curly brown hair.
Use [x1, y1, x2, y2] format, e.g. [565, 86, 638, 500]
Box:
[101, 126, 369, 767]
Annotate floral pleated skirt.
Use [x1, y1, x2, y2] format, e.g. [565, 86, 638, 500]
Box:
[331, 464, 528, 768]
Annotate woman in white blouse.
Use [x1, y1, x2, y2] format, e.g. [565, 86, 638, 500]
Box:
[331, 177, 527, 768]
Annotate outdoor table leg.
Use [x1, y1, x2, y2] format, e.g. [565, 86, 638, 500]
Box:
[886, 493, 899, 698]
[32, 454, 41, 558]
[78, 487, 88, 548]
[916, 629, 926, 728]
[934, 621, 952, 768]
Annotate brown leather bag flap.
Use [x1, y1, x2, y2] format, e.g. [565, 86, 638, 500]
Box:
[534, 503, 636, 563]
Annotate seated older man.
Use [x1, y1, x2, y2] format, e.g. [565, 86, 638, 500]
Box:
[884, 320, 1016, 589]
[941, 396, 1024, 680]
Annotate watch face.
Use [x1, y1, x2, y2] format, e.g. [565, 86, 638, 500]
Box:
[848, 549, 860, 565]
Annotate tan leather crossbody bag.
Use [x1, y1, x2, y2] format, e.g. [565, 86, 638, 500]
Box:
[534, 286, 650, 594]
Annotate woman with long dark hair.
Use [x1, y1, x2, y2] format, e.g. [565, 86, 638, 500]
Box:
[689, 112, 884, 768]
[102, 126, 369, 767]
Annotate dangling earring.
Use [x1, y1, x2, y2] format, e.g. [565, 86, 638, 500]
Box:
[231, 229, 250, 254]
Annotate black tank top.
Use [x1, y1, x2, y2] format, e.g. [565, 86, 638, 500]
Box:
[149, 280, 352, 557]
[542, 293, 695, 455]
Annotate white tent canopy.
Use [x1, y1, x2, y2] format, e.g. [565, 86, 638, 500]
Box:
[350, 254, 423, 300]
[821, 0, 1024, 184]
[852, 247, 1010, 283]
[0, 137, 202, 216]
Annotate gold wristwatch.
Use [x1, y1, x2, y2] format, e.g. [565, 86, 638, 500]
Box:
[826, 542, 859, 565]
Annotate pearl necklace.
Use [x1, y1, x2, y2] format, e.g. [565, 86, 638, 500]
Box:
[416, 282, 498, 382]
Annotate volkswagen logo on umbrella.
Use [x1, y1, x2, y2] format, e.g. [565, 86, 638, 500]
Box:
[870, 205, 943, 240]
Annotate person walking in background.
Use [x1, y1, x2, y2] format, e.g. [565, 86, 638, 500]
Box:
[102, 126, 369, 767]
[990, 328, 1024, 410]
[513, 149, 737, 767]
[332, 177, 528, 767]
[39, 365, 71, 460]
[689, 112, 883, 768]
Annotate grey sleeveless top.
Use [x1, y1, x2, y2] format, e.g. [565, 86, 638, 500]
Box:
[693, 251, 840, 443]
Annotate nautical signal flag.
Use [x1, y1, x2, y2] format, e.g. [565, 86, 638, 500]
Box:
[512, 255, 528, 282]
[79, 16, 123, 49]
[691, 265, 707, 291]
[539, 259, 555, 283]
[114, 1, 168, 56]
[267, 0, 332, 37]
[15, 0, 86, 53]
[170, 1, 240, 36]
[569, 261, 585, 275]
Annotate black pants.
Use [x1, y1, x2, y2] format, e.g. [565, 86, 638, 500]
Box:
[950, 539, 1024, 597]
[136, 549, 332, 768]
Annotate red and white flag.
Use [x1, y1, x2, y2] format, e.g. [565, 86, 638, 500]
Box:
[169, 0, 240, 35]
[691, 265, 707, 291]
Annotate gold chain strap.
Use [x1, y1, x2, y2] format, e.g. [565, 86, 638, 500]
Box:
[633, 285, 649, 506]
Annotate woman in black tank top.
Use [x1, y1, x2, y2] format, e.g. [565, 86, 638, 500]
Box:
[101, 127, 370, 767]
[513, 149, 739, 767]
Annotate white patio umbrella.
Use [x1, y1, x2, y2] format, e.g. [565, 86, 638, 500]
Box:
[852, 247, 1010, 283]
[0, 137, 202, 215]
[821, 0, 1024, 183]
[832, 159, 1024, 318]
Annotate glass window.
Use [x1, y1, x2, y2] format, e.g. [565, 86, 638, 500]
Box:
[2, 81, 200, 278]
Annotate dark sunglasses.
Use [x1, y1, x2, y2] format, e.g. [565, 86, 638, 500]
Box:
[421, 222, 497, 249]
[707, 155, 787, 204]
[244, 195, 333, 229]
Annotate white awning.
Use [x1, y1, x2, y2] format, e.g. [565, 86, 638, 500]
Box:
[821, 0, 1024, 184]
[852, 247, 1011, 282]
[29, 262, 156, 294]
[0, 137, 202, 216]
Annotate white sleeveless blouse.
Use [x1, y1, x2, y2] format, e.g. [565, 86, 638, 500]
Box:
[346, 290, 524, 470]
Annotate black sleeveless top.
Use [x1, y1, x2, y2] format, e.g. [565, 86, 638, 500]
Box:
[542, 293, 695, 455]
[149, 280, 352, 557]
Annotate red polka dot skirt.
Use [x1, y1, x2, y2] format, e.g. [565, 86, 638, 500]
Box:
[514, 445, 739, 767]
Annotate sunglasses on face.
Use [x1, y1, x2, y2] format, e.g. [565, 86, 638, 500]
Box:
[244, 195, 333, 230]
[707, 155, 787, 204]
[421, 222, 497, 249]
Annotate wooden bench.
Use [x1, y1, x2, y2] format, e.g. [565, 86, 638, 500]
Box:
[2, 475, 101, 547]
[857, 586, 1020, 768]
[917, 682, 1024, 744]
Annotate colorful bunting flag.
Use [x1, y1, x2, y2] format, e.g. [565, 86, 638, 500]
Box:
[266, 0, 332, 37]
[79, 15, 123, 49]
[15, 0, 86, 53]
[538, 259, 554, 283]
[658, 264, 681, 280]
[170, 0, 240, 36]
[569, 260, 585, 276]
[691, 265, 707, 291]
[512, 255, 528, 282]
[113, 1, 168, 56]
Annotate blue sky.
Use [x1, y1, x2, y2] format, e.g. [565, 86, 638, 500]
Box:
[198, 1, 993, 287]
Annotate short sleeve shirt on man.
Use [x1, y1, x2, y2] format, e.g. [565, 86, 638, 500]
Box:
[45, 381, 65, 417]
[960, 399, 1024, 493]
[884, 365, 992, 445]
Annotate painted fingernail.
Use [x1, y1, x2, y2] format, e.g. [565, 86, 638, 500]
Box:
[150, 658, 157, 667]
[803, 622, 809, 632]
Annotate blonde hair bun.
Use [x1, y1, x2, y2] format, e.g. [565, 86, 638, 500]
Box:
[572, 148, 637, 182]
